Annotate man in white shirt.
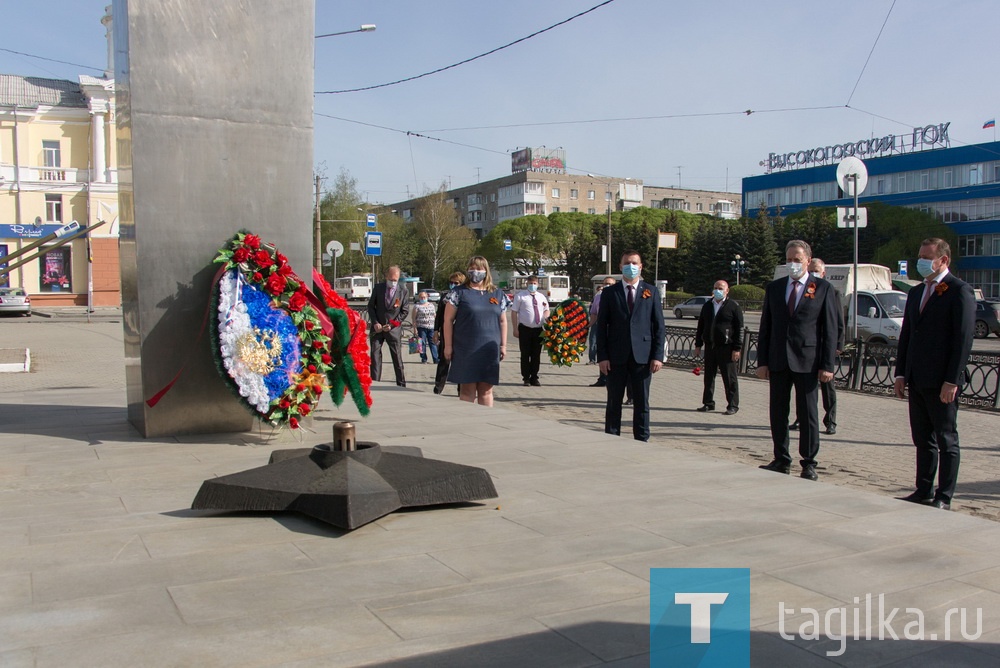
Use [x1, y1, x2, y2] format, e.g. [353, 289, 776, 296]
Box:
[511, 275, 550, 386]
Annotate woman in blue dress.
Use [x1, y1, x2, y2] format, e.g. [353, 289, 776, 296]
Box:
[442, 256, 511, 406]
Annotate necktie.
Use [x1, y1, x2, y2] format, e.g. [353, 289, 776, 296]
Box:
[919, 280, 934, 313]
[387, 286, 394, 303]
[627, 285, 635, 313]
[788, 281, 799, 316]
[532, 295, 540, 325]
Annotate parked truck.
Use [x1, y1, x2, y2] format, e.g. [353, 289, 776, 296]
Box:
[773, 263, 905, 344]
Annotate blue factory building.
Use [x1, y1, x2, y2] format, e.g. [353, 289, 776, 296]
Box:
[743, 130, 1000, 297]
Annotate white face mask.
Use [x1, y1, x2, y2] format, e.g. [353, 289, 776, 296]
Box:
[387, 280, 398, 288]
[787, 262, 805, 280]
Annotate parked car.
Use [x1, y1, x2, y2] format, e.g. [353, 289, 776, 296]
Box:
[673, 296, 711, 319]
[424, 288, 441, 303]
[974, 300, 1000, 338]
[0, 287, 31, 316]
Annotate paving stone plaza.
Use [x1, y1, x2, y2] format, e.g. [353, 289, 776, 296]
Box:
[2, 310, 1000, 666]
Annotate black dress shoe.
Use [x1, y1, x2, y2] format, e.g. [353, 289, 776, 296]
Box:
[825, 426, 837, 435]
[800, 465, 818, 481]
[523, 381, 530, 386]
[900, 491, 934, 505]
[530, 379, 541, 386]
[932, 499, 952, 510]
[759, 460, 790, 474]
[724, 407, 738, 415]
[789, 421, 799, 430]
[696, 405, 714, 412]
[433, 387, 443, 395]
[590, 381, 606, 387]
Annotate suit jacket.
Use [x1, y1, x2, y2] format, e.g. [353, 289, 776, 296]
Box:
[695, 298, 744, 351]
[595, 280, 666, 365]
[367, 281, 410, 336]
[895, 272, 975, 389]
[832, 287, 846, 350]
[758, 276, 839, 374]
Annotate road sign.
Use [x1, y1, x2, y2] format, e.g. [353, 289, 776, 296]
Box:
[350, 242, 361, 251]
[365, 231, 382, 256]
[898, 260, 908, 277]
[836, 207, 868, 228]
[657, 232, 678, 249]
[326, 240, 344, 258]
[366, 213, 377, 228]
[836, 157, 868, 197]
[503, 239, 512, 251]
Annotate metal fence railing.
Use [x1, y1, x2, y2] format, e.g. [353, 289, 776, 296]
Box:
[664, 325, 1000, 411]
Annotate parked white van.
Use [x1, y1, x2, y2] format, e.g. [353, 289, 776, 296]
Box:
[334, 275, 373, 301]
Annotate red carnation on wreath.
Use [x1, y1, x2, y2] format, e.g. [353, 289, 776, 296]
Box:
[312, 271, 372, 415]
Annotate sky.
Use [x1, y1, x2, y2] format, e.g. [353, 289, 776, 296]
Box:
[3, 0, 999, 204]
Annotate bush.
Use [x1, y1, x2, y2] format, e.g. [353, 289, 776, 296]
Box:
[662, 290, 694, 307]
[728, 284, 764, 302]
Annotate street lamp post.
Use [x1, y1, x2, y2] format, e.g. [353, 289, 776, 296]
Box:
[730, 254, 747, 285]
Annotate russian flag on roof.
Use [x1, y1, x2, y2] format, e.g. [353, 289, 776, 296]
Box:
[984, 119, 996, 129]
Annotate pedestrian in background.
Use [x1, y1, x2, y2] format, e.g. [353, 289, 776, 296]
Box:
[443, 256, 511, 406]
[367, 265, 409, 387]
[791, 258, 845, 434]
[595, 250, 665, 441]
[433, 271, 464, 394]
[589, 277, 617, 385]
[895, 238, 975, 510]
[756, 240, 839, 481]
[511, 275, 550, 386]
[694, 279, 743, 415]
[412, 291, 438, 364]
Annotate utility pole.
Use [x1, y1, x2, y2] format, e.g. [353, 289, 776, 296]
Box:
[675, 165, 683, 189]
[313, 175, 322, 272]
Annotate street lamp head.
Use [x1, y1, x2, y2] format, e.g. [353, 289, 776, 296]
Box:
[359, 24, 376, 32]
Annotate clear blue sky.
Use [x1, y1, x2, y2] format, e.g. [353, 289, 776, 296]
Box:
[3, 1, 998, 203]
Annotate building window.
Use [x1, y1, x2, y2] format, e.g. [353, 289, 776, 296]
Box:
[588, 208, 596, 214]
[877, 178, 885, 195]
[490, 193, 496, 202]
[45, 194, 62, 222]
[524, 202, 546, 215]
[42, 140, 62, 181]
[570, 207, 578, 213]
[39, 246, 71, 292]
[605, 191, 612, 202]
[551, 187, 560, 198]
[696, 203, 703, 212]
[570, 189, 578, 199]
[525, 181, 544, 194]
[552, 206, 560, 213]
[587, 190, 595, 200]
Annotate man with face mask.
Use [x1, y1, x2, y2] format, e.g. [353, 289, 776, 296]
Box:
[694, 279, 744, 415]
[595, 250, 666, 442]
[367, 265, 410, 387]
[756, 240, 839, 481]
[894, 238, 975, 510]
[511, 275, 550, 386]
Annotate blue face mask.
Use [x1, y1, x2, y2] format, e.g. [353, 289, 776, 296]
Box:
[621, 263, 640, 280]
[713, 289, 725, 301]
[419, 298, 427, 304]
[916, 258, 936, 278]
[448, 282, 458, 289]
[527, 284, 537, 293]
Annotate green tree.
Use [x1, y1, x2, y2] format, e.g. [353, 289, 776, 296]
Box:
[412, 189, 476, 288]
[480, 215, 561, 276]
[319, 167, 366, 278]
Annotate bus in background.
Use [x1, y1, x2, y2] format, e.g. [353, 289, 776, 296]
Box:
[334, 275, 373, 301]
[513, 274, 571, 302]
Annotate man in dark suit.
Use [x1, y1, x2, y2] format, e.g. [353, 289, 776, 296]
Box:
[757, 240, 840, 480]
[894, 238, 975, 510]
[694, 279, 743, 415]
[367, 265, 409, 387]
[596, 250, 666, 442]
[791, 258, 845, 434]
[432, 271, 464, 395]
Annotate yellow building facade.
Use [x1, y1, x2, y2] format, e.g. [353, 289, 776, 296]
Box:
[0, 74, 120, 307]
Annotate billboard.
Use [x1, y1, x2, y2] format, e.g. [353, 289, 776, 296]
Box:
[511, 147, 567, 174]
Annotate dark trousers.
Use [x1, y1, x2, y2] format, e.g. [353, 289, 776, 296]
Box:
[769, 369, 820, 467]
[434, 356, 451, 393]
[518, 324, 543, 382]
[605, 357, 652, 441]
[370, 331, 405, 386]
[702, 346, 739, 410]
[908, 385, 961, 502]
[820, 380, 837, 428]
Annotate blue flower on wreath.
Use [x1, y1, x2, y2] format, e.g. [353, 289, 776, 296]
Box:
[241, 281, 302, 402]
